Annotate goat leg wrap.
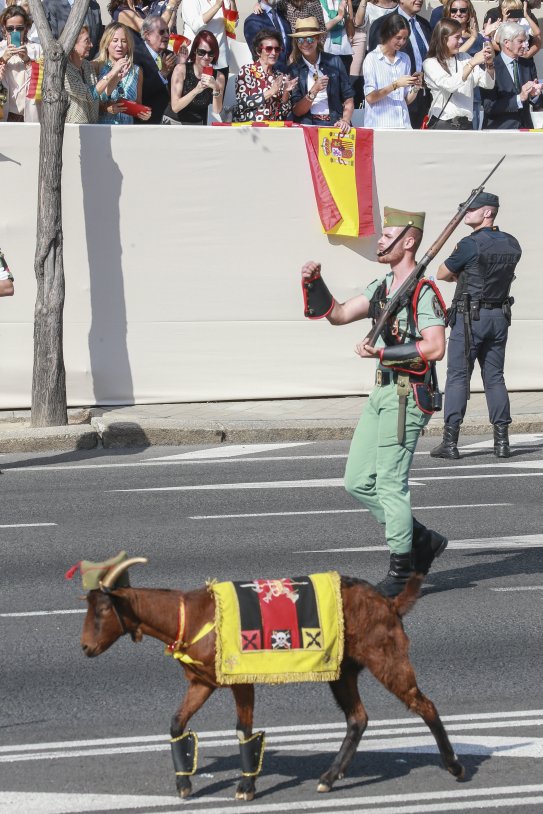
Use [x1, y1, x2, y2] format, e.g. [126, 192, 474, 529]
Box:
[303, 272, 334, 319]
[239, 731, 265, 777]
[171, 730, 198, 776]
[379, 342, 428, 375]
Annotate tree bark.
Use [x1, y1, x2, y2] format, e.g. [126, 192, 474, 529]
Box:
[28, 0, 91, 426]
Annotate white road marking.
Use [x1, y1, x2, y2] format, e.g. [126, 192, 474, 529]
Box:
[2, 709, 541, 757]
[3, 787, 543, 814]
[461, 433, 543, 450]
[189, 502, 510, 520]
[0, 523, 57, 528]
[147, 443, 311, 460]
[299, 534, 543, 553]
[492, 586, 543, 592]
[2, 713, 543, 763]
[0, 609, 86, 618]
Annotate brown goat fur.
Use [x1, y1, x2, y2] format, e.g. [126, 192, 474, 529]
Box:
[81, 572, 464, 800]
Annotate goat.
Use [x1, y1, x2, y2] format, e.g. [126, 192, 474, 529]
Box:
[80, 558, 464, 801]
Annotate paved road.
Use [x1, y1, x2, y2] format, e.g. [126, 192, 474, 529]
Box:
[1, 434, 543, 813]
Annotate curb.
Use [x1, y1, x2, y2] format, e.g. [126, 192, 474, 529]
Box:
[0, 415, 542, 453]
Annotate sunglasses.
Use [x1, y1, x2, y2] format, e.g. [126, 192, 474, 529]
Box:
[450, 7, 469, 12]
[196, 48, 213, 58]
[156, 28, 168, 34]
[297, 36, 316, 44]
[6, 25, 26, 31]
[261, 45, 282, 53]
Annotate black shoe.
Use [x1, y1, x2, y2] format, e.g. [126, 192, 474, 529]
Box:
[412, 518, 448, 575]
[376, 553, 413, 598]
[430, 424, 460, 460]
[493, 423, 511, 458]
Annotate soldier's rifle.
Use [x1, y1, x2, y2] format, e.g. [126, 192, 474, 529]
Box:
[363, 155, 506, 348]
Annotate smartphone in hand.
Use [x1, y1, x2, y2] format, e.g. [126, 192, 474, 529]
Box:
[10, 30, 22, 47]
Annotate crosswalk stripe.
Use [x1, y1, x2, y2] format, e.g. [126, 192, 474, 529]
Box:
[147, 443, 311, 461]
[189, 503, 510, 520]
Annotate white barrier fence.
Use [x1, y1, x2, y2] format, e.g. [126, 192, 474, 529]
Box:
[0, 124, 540, 408]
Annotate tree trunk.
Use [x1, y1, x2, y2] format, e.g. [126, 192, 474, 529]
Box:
[28, 0, 91, 427]
[31, 44, 69, 427]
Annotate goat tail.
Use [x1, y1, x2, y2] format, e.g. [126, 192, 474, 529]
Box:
[393, 573, 424, 617]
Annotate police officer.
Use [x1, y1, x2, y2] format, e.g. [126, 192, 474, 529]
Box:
[431, 192, 521, 460]
[301, 207, 448, 597]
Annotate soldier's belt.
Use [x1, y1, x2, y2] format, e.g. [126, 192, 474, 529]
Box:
[375, 370, 426, 387]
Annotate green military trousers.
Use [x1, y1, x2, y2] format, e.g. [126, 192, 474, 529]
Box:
[344, 381, 431, 554]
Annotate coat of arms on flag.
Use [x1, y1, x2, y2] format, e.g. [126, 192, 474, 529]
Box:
[210, 572, 344, 684]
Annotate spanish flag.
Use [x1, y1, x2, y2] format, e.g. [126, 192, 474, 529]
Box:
[168, 33, 190, 53]
[212, 121, 301, 127]
[27, 58, 44, 102]
[222, 3, 238, 39]
[303, 126, 374, 238]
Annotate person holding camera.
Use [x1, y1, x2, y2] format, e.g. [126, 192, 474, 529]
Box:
[423, 18, 494, 129]
[0, 4, 42, 121]
[300, 207, 448, 597]
[363, 12, 422, 127]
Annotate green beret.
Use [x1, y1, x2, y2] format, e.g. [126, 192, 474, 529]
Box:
[383, 207, 425, 232]
[79, 551, 129, 591]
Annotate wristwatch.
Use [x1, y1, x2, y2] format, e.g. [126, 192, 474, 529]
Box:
[307, 91, 316, 101]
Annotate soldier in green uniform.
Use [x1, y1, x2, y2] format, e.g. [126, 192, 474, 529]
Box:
[301, 207, 448, 596]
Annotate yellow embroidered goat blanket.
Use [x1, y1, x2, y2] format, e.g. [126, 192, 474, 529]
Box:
[210, 572, 344, 685]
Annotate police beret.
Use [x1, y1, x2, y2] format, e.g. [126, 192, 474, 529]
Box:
[383, 207, 425, 231]
[462, 191, 500, 210]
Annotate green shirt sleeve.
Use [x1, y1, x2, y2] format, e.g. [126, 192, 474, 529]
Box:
[416, 281, 446, 333]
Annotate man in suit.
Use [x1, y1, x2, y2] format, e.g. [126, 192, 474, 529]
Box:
[134, 15, 177, 124]
[368, 0, 431, 128]
[244, 0, 292, 72]
[42, 0, 103, 57]
[481, 22, 541, 129]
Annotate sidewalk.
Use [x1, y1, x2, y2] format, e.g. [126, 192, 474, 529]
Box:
[1, 391, 543, 453]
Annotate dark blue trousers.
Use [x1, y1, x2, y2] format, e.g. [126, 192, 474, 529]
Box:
[444, 309, 511, 427]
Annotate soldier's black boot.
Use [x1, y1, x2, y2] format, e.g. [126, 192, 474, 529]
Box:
[412, 518, 448, 575]
[376, 553, 413, 598]
[430, 424, 460, 460]
[493, 423, 511, 458]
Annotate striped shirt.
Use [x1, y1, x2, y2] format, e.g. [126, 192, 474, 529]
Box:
[363, 46, 412, 129]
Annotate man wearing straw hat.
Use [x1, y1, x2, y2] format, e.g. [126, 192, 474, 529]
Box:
[288, 16, 354, 134]
[300, 207, 448, 596]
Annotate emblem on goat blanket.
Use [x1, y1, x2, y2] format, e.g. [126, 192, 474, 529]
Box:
[211, 572, 344, 685]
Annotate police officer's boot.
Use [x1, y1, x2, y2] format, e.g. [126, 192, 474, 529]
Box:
[430, 424, 460, 460]
[376, 553, 413, 598]
[493, 423, 511, 458]
[412, 518, 448, 575]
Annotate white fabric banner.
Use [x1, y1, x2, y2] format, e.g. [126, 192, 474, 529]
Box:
[0, 124, 539, 408]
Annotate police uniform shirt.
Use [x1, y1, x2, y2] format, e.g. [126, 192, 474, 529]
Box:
[443, 232, 486, 277]
[364, 272, 445, 360]
[443, 226, 522, 303]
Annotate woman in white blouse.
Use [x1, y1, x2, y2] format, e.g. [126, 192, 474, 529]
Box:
[363, 13, 421, 129]
[423, 18, 494, 129]
[182, 0, 237, 78]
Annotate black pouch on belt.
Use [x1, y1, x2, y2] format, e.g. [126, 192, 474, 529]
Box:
[411, 383, 434, 415]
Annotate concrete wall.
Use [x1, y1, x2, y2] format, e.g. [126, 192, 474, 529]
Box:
[0, 125, 540, 408]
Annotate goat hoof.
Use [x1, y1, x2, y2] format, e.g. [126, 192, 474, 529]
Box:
[178, 786, 192, 799]
[317, 782, 332, 793]
[452, 764, 465, 781]
[235, 790, 255, 801]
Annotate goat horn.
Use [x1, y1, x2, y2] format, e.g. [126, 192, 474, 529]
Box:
[100, 557, 148, 589]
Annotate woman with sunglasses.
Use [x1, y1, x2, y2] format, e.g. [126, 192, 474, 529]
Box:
[163, 29, 224, 124]
[234, 28, 297, 122]
[442, 0, 485, 127]
[362, 13, 421, 128]
[0, 5, 42, 121]
[289, 16, 353, 133]
[92, 22, 151, 123]
[183, 0, 238, 84]
[423, 17, 494, 129]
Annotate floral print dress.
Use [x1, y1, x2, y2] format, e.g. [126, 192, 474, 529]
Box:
[233, 62, 292, 122]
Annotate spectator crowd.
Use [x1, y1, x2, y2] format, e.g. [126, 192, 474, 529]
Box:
[0, 0, 541, 128]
